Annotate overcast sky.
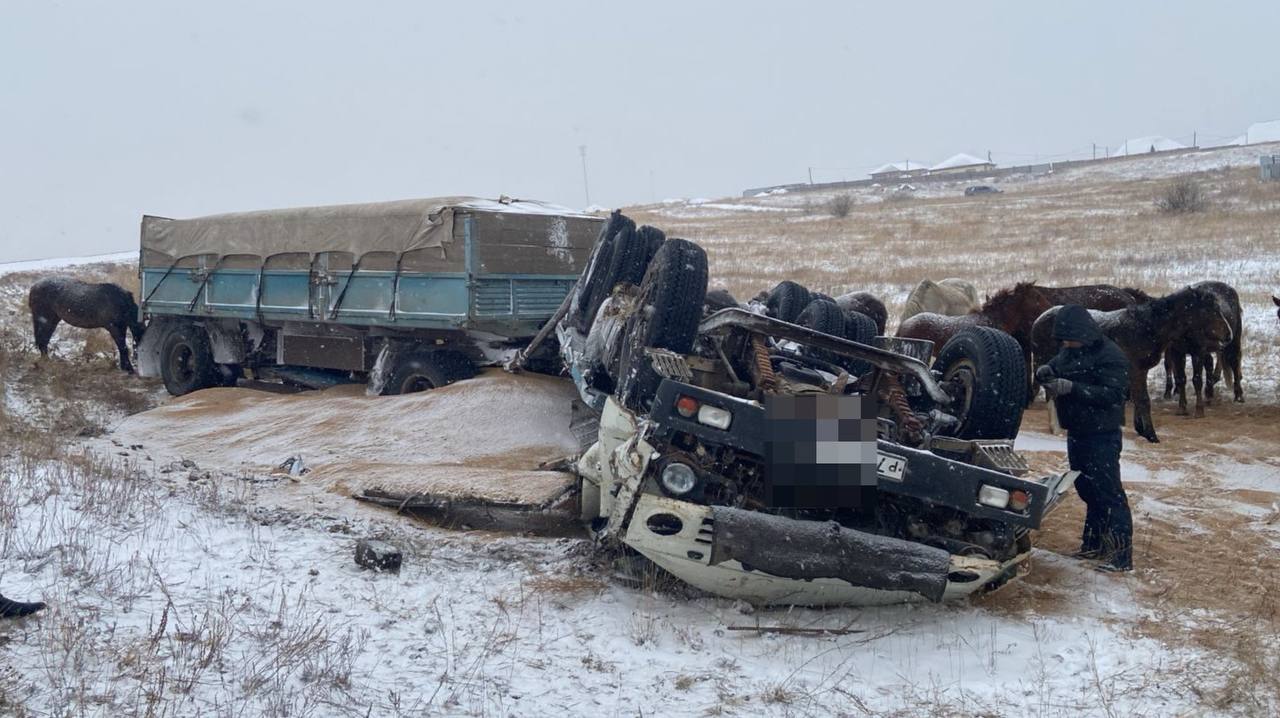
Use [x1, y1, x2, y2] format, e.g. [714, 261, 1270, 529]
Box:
[1, 0, 1277, 262]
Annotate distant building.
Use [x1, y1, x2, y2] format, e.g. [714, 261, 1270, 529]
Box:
[929, 153, 995, 175]
[1109, 136, 1186, 157]
[1244, 119, 1280, 145]
[869, 161, 930, 182]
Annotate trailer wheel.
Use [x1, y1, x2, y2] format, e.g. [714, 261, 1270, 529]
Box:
[616, 238, 708, 411]
[934, 327, 1027, 440]
[766, 281, 812, 324]
[160, 324, 218, 396]
[382, 350, 473, 395]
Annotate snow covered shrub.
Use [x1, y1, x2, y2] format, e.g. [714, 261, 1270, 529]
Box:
[1157, 177, 1207, 214]
[828, 193, 854, 218]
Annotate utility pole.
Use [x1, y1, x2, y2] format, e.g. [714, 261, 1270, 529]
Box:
[808, 167, 814, 185]
[1092, 143, 1096, 160]
[1193, 130, 1197, 148]
[578, 145, 591, 207]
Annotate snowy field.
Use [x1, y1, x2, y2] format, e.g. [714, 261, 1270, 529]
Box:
[4, 149, 1280, 717]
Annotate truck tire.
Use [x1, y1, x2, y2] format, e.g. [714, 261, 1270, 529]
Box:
[382, 350, 474, 395]
[635, 225, 666, 266]
[160, 324, 218, 396]
[573, 212, 635, 331]
[796, 299, 848, 370]
[766, 281, 811, 324]
[842, 310, 877, 346]
[616, 238, 708, 411]
[933, 327, 1027, 440]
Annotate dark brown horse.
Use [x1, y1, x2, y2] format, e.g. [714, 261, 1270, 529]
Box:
[28, 277, 145, 372]
[834, 291, 888, 335]
[1163, 281, 1243, 416]
[1033, 283, 1145, 312]
[897, 282, 1050, 355]
[1031, 286, 1230, 443]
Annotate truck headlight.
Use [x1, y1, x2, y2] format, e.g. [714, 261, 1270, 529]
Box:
[660, 462, 699, 496]
[977, 485, 1011, 509]
[696, 404, 732, 430]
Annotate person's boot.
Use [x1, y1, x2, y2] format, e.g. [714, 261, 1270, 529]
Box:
[0, 593, 47, 619]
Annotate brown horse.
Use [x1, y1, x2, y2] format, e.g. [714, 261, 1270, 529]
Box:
[1031, 286, 1230, 443]
[1163, 281, 1244, 416]
[1033, 283, 1145, 312]
[834, 291, 888, 335]
[897, 282, 1050, 351]
[28, 277, 145, 372]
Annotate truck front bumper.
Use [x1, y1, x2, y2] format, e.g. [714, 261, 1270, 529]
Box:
[623, 493, 1026, 606]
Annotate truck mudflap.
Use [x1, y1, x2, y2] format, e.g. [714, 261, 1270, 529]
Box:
[623, 494, 1022, 606]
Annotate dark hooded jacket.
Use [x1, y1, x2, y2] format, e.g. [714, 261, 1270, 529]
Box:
[1046, 305, 1130, 435]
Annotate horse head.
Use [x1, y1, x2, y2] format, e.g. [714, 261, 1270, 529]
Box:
[981, 281, 1051, 335]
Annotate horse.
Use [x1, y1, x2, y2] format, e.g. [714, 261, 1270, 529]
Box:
[1032, 283, 1146, 312]
[28, 277, 145, 373]
[899, 279, 980, 325]
[834, 291, 888, 335]
[1273, 295, 1279, 321]
[1162, 281, 1244, 415]
[1031, 286, 1230, 443]
[896, 282, 1050, 377]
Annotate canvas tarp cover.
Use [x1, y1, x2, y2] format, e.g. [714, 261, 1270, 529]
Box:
[140, 197, 597, 264]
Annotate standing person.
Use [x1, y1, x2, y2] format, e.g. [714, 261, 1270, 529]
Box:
[1036, 304, 1134, 573]
[0, 592, 46, 619]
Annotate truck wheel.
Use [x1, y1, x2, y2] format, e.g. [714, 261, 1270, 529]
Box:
[616, 238, 708, 411]
[842, 310, 877, 346]
[382, 350, 473, 395]
[766, 281, 811, 323]
[933, 327, 1027, 440]
[796, 299, 847, 368]
[583, 224, 658, 331]
[573, 212, 635, 331]
[160, 324, 218, 396]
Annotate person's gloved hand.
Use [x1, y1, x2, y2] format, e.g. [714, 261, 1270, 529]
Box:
[1034, 365, 1055, 383]
[1046, 377, 1073, 396]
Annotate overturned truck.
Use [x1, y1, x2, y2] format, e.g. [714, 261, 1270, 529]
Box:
[552, 212, 1072, 605]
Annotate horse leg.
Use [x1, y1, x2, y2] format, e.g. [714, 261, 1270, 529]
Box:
[107, 324, 134, 373]
[1173, 353, 1188, 416]
[1132, 375, 1159, 443]
[1190, 353, 1206, 418]
[1202, 352, 1216, 406]
[1162, 350, 1175, 400]
[32, 312, 60, 356]
[1227, 344, 1244, 402]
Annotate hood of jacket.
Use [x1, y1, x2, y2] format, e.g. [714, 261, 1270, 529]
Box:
[1053, 304, 1104, 343]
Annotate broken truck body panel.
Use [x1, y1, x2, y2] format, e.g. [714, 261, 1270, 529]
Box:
[558, 213, 1070, 605]
[136, 197, 604, 393]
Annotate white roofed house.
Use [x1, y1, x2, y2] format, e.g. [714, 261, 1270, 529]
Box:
[1244, 119, 1280, 145]
[1109, 135, 1186, 157]
[869, 160, 930, 182]
[928, 153, 995, 175]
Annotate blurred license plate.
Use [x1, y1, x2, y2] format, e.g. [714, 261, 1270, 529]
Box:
[877, 451, 906, 481]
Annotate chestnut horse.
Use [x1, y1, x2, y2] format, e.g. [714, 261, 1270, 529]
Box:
[1031, 286, 1230, 443]
[28, 277, 145, 372]
[896, 282, 1051, 366]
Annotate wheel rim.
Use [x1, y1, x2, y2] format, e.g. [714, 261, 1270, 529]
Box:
[169, 343, 195, 384]
[943, 358, 978, 427]
[399, 373, 436, 394]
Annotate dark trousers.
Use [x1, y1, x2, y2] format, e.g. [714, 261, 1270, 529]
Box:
[1067, 429, 1132, 567]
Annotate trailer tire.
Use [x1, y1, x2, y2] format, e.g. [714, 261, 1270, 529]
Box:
[766, 281, 812, 324]
[382, 350, 472, 395]
[573, 212, 635, 331]
[617, 238, 708, 411]
[160, 324, 218, 396]
[934, 327, 1027, 440]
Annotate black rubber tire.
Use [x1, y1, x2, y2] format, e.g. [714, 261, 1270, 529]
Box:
[160, 324, 218, 396]
[616, 238, 709, 411]
[573, 211, 635, 331]
[796, 299, 845, 337]
[933, 327, 1028, 440]
[635, 225, 666, 267]
[583, 223, 656, 328]
[766, 281, 812, 323]
[382, 350, 474, 396]
[842, 310, 877, 345]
